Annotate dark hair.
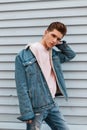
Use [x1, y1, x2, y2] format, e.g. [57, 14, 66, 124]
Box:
[47, 22, 67, 36]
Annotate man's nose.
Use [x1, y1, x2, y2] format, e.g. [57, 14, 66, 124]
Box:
[53, 38, 57, 43]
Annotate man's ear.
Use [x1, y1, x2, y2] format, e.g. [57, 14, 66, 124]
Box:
[44, 30, 48, 35]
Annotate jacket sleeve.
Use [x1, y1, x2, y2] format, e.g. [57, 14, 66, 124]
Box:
[56, 41, 76, 63]
[15, 55, 35, 121]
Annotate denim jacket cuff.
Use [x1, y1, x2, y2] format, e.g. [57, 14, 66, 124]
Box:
[17, 112, 35, 121]
[56, 41, 67, 50]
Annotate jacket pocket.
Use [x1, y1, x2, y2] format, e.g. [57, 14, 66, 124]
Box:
[23, 58, 37, 75]
[23, 58, 37, 66]
[28, 88, 37, 108]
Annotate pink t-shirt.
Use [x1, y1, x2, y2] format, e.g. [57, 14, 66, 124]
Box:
[30, 42, 57, 98]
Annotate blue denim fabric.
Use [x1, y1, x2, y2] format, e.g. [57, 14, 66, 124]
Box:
[15, 42, 76, 121]
[27, 102, 69, 130]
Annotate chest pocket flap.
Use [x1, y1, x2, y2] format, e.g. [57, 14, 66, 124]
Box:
[23, 58, 37, 66]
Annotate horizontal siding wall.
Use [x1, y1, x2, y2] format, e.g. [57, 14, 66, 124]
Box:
[0, 0, 87, 130]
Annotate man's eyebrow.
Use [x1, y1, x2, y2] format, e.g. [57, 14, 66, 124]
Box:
[51, 34, 62, 41]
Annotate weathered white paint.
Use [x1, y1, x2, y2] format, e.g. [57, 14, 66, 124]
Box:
[0, 0, 87, 129]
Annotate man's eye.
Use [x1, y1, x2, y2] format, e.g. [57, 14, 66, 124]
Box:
[57, 38, 61, 41]
[52, 34, 56, 38]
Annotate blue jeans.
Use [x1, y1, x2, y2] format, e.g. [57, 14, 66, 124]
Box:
[26, 103, 69, 130]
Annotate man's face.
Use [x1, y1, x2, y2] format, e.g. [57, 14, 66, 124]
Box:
[43, 29, 63, 49]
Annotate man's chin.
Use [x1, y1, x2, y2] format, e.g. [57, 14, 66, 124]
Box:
[49, 45, 54, 49]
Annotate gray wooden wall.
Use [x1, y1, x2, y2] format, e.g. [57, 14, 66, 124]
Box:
[0, 0, 87, 130]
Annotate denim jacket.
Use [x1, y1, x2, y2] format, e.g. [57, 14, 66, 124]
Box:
[15, 42, 76, 121]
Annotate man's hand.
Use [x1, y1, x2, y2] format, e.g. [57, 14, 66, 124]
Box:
[26, 120, 32, 124]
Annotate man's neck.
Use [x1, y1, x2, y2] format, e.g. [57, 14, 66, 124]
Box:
[40, 39, 49, 50]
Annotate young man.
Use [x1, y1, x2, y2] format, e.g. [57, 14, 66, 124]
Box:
[15, 22, 76, 130]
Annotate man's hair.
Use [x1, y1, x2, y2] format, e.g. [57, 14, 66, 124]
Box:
[47, 22, 67, 36]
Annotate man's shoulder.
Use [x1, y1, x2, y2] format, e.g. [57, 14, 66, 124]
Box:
[16, 46, 34, 62]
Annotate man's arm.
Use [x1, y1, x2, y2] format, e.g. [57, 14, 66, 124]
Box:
[15, 54, 34, 121]
[56, 41, 76, 63]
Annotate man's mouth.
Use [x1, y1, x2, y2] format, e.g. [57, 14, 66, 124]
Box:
[50, 42, 55, 47]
